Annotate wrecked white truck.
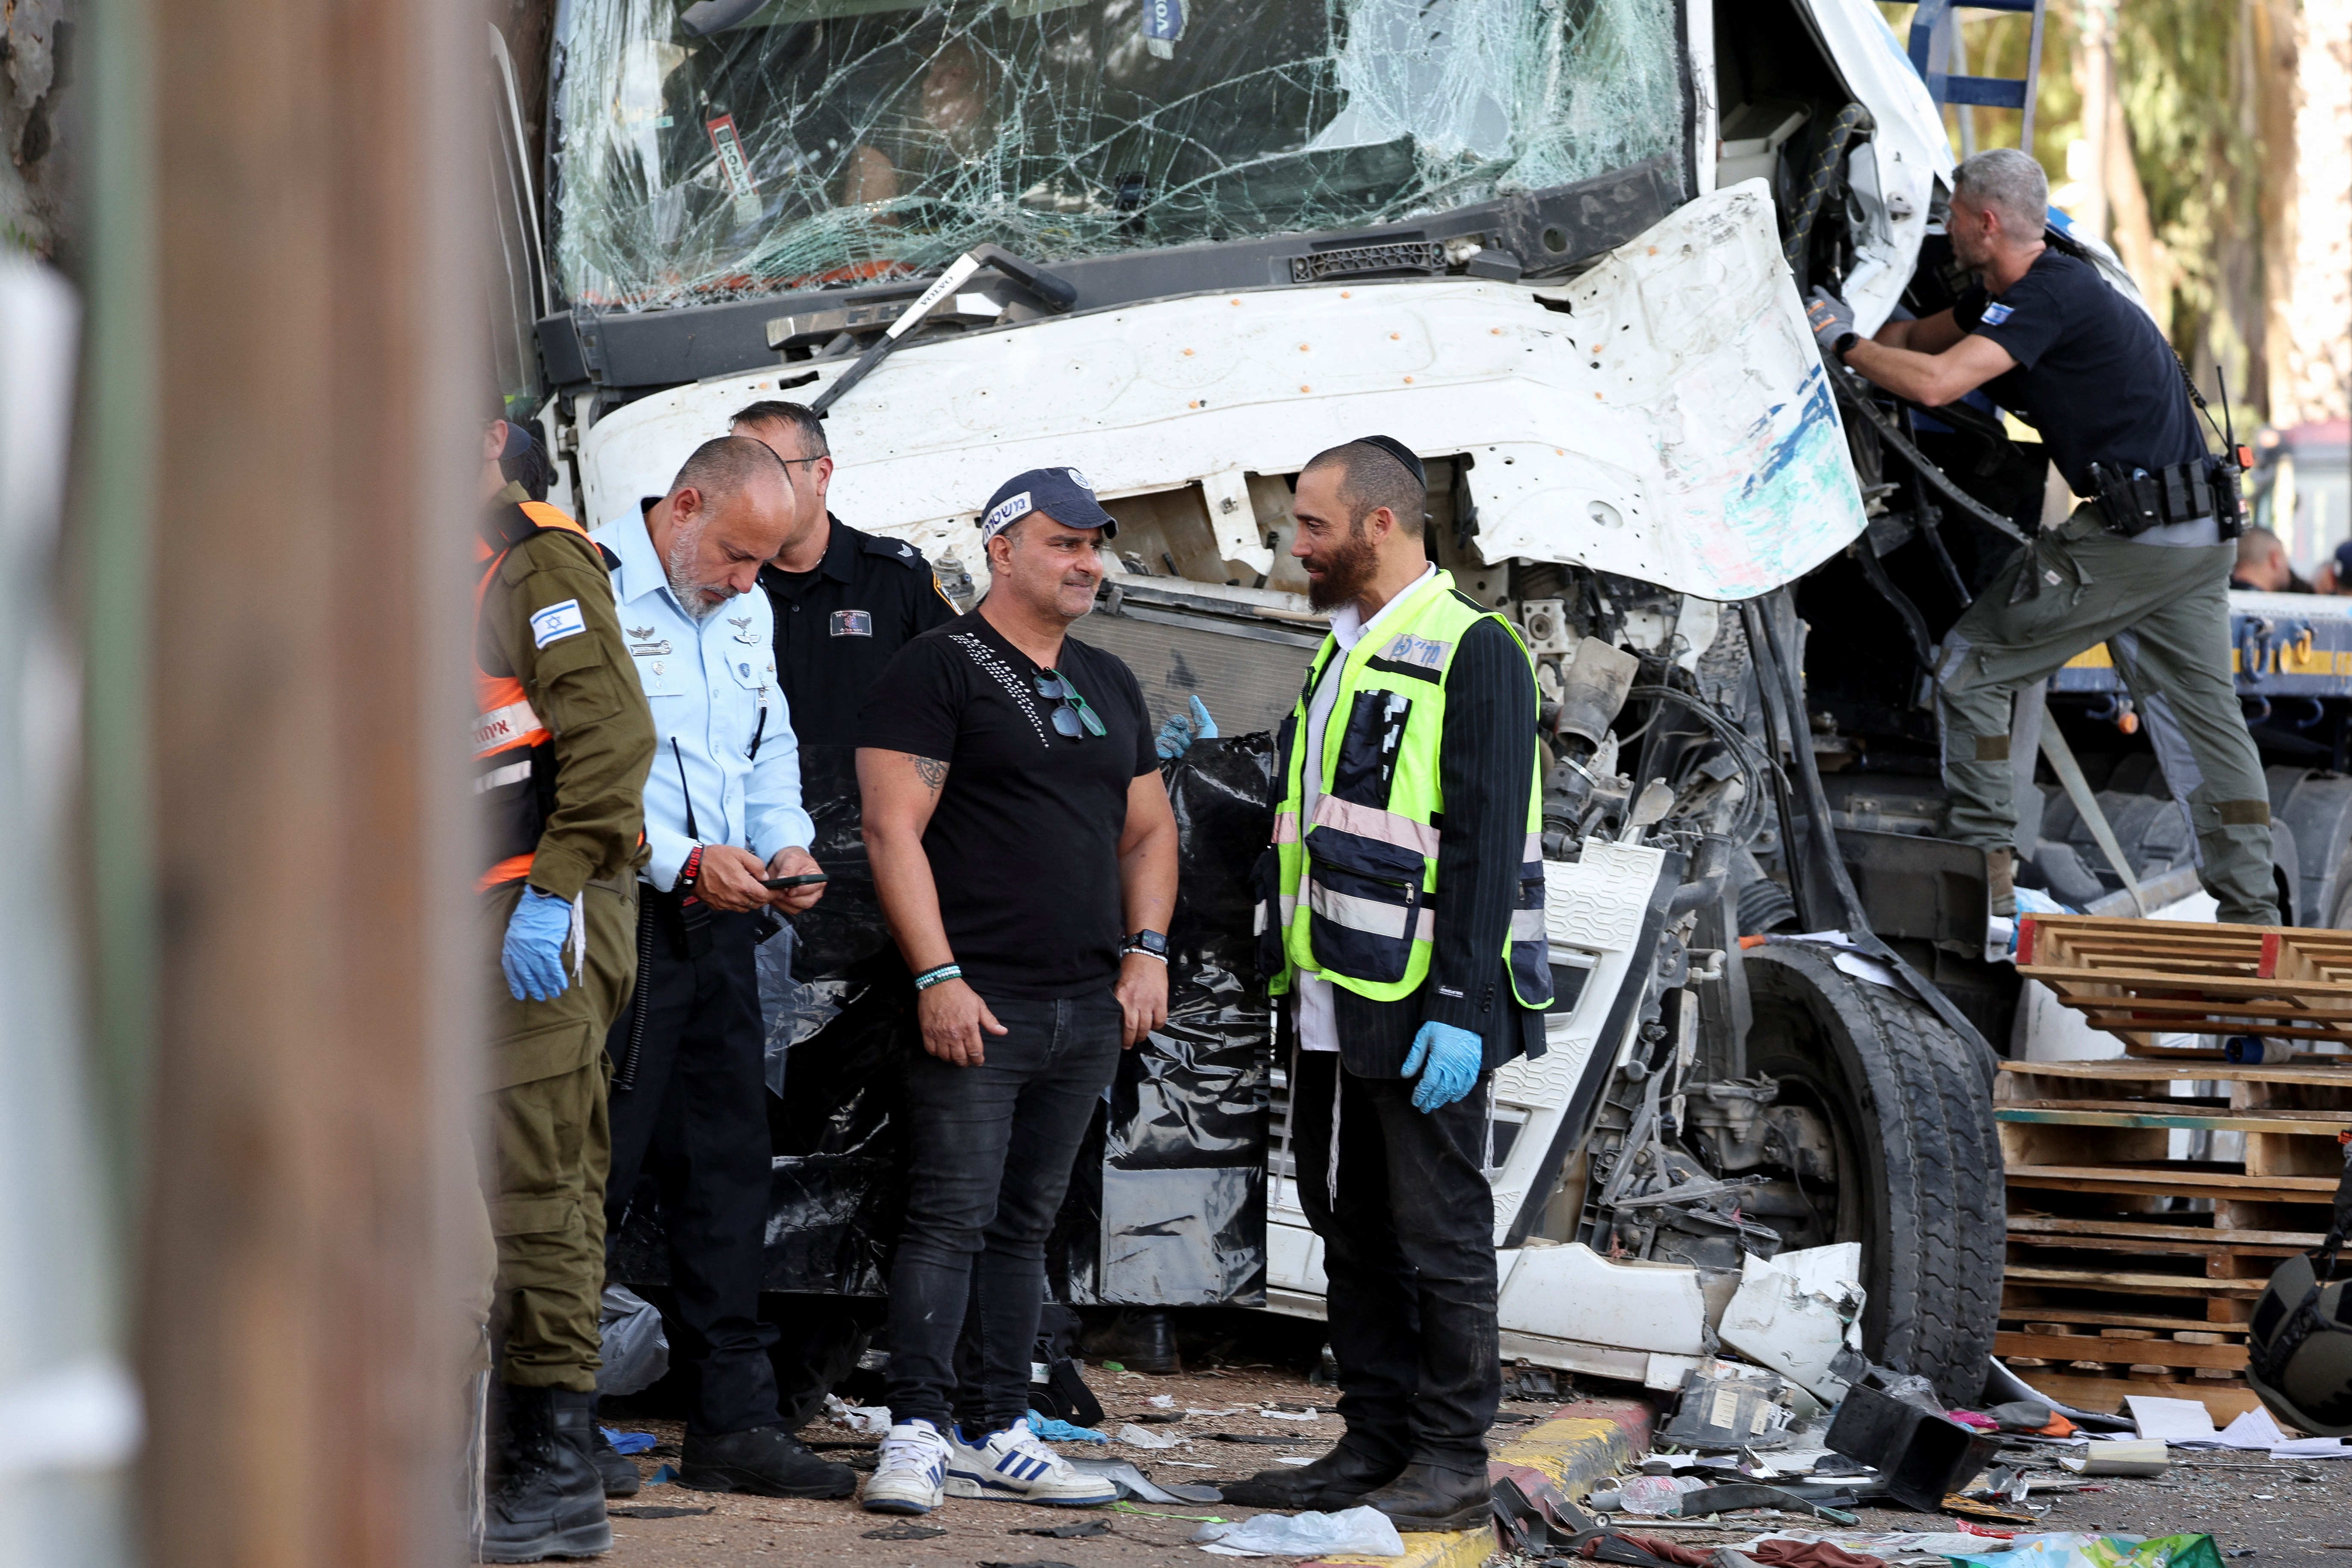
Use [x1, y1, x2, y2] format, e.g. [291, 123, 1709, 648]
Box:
[491, 0, 2352, 1411]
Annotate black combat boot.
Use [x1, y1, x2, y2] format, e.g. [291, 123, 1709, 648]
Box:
[583, 1420, 641, 1499]
[679, 1424, 858, 1498]
[1362, 1460, 1493, 1532]
[1219, 1441, 1404, 1509]
[481, 1385, 612, 1562]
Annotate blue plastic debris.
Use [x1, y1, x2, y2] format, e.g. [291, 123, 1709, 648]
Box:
[644, 1463, 679, 1487]
[1027, 1410, 1109, 1444]
[600, 1426, 658, 1456]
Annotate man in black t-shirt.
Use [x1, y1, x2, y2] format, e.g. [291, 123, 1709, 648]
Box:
[1805, 147, 2276, 925]
[852, 466, 1178, 1516]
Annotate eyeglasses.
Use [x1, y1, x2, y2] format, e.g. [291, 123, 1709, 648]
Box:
[1035, 669, 1106, 739]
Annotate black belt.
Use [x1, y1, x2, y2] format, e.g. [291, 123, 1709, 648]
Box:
[2088, 456, 2244, 538]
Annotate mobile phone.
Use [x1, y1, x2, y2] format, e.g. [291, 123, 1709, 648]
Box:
[762, 873, 830, 889]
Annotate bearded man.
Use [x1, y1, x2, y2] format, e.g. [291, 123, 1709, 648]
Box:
[1228, 436, 1551, 1533]
[587, 436, 858, 1501]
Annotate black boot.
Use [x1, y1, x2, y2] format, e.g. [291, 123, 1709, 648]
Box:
[482, 1385, 612, 1562]
[1219, 1441, 1404, 1509]
[679, 1424, 858, 1499]
[1362, 1461, 1492, 1533]
[574, 1400, 640, 1499]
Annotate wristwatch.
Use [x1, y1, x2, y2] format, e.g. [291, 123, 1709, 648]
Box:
[1834, 330, 1858, 358]
[1123, 929, 1170, 962]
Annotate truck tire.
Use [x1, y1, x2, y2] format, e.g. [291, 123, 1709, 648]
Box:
[1743, 946, 2004, 1404]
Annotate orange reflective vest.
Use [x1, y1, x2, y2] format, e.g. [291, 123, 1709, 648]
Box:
[475, 499, 594, 890]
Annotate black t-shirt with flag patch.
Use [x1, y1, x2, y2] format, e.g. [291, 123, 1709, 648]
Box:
[858, 612, 1157, 1000]
[1955, 249, 2208, 497]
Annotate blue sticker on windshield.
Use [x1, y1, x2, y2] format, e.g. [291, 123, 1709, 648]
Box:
[1981, 301, 2014, 326]
[1143, 0, 1185, 58]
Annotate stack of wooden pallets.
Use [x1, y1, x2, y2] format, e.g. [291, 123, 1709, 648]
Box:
[2017, 915, 2352, 1053]
[2002, 916, 2352, 1419]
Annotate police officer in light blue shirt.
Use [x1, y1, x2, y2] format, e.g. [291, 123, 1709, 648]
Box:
[588, 435, 860, 1501]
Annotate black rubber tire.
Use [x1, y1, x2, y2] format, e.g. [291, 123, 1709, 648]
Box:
[1744, 946, 2004, 1404]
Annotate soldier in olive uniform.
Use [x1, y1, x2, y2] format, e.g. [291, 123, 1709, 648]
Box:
[473, 418, 658, 1562]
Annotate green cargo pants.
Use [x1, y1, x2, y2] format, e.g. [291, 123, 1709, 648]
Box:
[1934, 503, 2278, 926]
[477, 877, 639, 1391]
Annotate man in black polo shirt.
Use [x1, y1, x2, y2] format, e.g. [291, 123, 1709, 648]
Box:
[734, 400, 960, 747]
[852, 467, 1178, 1516]
[1806, 146, 2276, 925]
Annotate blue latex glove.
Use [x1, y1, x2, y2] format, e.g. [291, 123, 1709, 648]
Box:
[502, 886, 574, 1003]
[1154, 695, 1220, 759]
[1806, 286, 1856, 356]
[1401, 1020, 1482, 1113]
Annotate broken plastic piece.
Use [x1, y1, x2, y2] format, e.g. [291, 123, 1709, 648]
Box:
[1191, 1505, 1406, 1558]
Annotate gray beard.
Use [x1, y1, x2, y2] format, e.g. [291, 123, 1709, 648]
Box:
[664, 526, 723, 622]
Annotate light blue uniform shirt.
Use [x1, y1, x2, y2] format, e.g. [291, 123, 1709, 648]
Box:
[593, 505, 813, 891]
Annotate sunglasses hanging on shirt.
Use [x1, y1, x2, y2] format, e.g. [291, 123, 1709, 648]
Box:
[1035, 669, 1106, 739]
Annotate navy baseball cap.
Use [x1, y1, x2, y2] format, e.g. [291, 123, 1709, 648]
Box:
[981, 467, 1118, 541]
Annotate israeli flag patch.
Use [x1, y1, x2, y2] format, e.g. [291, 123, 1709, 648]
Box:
[529, 598, 587, 649]
[1981, 301, 2014, 326]
[1383, 632, 1450, 670]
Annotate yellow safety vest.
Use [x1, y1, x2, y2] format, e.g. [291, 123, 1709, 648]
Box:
[1262, 570, 1551, 1008]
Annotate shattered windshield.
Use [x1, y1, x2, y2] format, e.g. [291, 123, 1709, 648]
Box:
[550, 0, 1684, 310]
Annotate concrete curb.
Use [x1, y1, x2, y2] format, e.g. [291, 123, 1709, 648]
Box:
[1309, 1397, 1655, 1568]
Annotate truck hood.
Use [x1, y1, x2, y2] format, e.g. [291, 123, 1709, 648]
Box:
[578, 184, 1867, 602]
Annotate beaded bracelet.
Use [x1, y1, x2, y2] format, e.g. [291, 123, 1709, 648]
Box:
[913, 963, 963, 991]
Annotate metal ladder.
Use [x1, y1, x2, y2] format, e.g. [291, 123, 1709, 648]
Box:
[1903, 0, 2049, 151]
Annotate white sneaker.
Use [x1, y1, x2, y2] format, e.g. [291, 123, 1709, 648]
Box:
[861, 1420, 950, 1514]
[945, 1418, 1119, 1506]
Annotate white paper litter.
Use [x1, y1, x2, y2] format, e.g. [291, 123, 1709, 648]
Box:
[1186, 1407, 1243, 1417]
[1118, 1422, 1189, 1449]
[1148, 1394, 1176, 1409]
[1275, 1455, 1317, 1466]
[823, 1394, 893, 1435]
[1194, 1505, 1405, 1558]
[2126, 1397, 2220, 1447]
[1256, 1407, 1321, 1421]
[2216, 1408, 2287, 1450]
[2270, 1436, 2352, 1459]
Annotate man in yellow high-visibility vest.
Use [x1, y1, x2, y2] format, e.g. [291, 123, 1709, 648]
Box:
[1235, 436, 1549, 1533]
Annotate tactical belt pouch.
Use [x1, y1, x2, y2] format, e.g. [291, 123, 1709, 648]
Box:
[641, 880, 714, 962]
[2089, 457, 2234, 537]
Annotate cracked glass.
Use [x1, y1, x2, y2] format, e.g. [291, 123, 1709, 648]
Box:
[550, 0, 1684, 311]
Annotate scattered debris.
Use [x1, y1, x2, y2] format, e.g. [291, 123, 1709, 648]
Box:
[610, 1506, 712, 1520]
[860, 1524, 948, 1540]
[1191, 1505, 1405, 1558]
[1118, 1422, 1190, 1449]
[1009, 1519, 1114, 1538]
[1718, 1244, 1868, 1403]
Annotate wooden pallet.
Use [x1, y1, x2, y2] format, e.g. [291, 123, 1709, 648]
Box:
[1995, 1057, 2351, 1420]
[2017, 915, 2352, 1047]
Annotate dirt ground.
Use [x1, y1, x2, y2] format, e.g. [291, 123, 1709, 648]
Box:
[588, 1365, 2352, 1568]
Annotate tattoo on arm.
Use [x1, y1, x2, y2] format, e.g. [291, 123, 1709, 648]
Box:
[905, 753, 948, 795]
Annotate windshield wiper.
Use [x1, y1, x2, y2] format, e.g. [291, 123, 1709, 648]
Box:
[808, 245, 1076, 419]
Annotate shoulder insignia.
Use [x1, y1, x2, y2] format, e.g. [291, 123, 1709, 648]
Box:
[863, 533, 930, 569]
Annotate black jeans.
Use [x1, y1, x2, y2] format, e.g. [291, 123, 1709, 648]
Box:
[883, 989, 1123, 1434]
[603, 906, 782, 1437]
[1290, 1049, 1500, 1476]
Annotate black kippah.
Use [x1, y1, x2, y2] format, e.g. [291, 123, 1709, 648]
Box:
[1353, 434, 1426, 488]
